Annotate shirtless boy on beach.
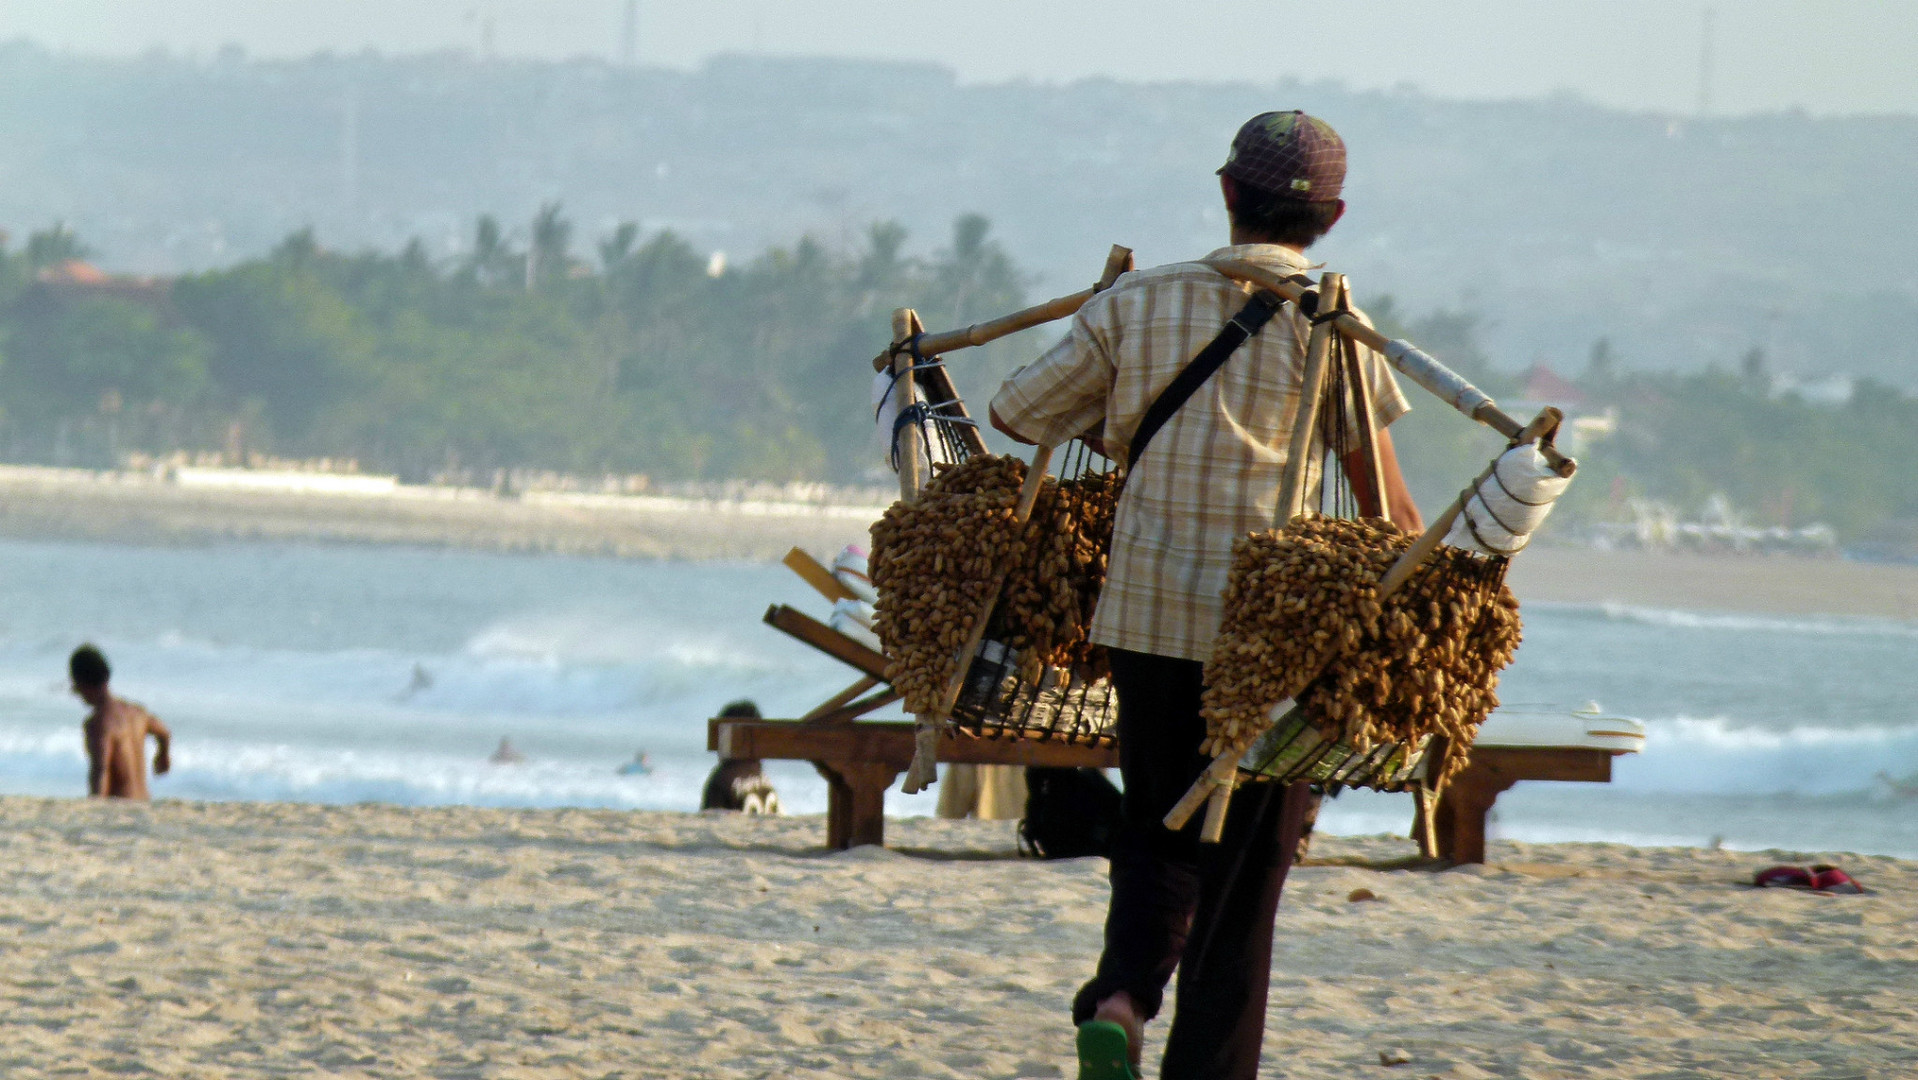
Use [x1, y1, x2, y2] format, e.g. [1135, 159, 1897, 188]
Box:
[71, 644, 171, 800]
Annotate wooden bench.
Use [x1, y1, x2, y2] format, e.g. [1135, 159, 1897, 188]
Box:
[1431, 746, 1614, 864]
[1431, 708, 1644, 862]
[710, 717, 1117, 849]
[713, 715, 1622, 861]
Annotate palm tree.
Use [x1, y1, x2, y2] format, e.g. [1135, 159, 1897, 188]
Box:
[25, 223, 90, 271]
[598, 221, 640, 273]
[527, 202, 572, 290]
[468, 215, 512, 286]
[936, 213, 1022, 325]
[271, 228, 319, 267]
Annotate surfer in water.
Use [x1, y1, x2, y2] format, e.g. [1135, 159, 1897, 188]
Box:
[489, 736, 526, 765]
[618, 750, 654, 776]
[1874, 771, 1918, 799]
[397, 662, 433, 702]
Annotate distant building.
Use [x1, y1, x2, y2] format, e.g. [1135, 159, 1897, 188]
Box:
[1589, 494, 1837, 556]
[34, 260, 168, 304]
[1505, 363, 1615, 454]
[1520, 364, 1587, 409]
[1767, 372, 1855, 407]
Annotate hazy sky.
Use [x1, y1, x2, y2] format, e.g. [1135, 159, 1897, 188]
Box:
[0, 0, 1911, 116]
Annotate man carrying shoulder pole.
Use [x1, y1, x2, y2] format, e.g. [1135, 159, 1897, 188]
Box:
[989, 111, 1422, 1080]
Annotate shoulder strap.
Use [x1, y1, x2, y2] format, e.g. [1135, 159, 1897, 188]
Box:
[1126, 289, 1287, 470]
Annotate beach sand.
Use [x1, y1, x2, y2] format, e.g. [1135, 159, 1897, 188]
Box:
[1508, 546, 1918, 622]
[0, 468, 877, 562]
[4, 796, 1911, 1078]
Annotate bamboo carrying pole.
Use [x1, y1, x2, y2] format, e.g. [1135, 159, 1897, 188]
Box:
[1165, 405, 1571, 839]
[1276, 271, 1343, 520]
[871, 246, 1135, 372]
[899, 441, 1056, 794]
[1337, 275, 1392, 519]
[890, 308, 928, 500]
[1203, 258, 1574, 477]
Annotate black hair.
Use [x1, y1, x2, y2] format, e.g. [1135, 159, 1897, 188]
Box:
[70, 644, 110, 688]
[718, 699, 761, 719]
[1228, 181, 1343, 248]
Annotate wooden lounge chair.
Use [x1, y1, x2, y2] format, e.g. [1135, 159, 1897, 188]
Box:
[1430, 705, 1645, 862]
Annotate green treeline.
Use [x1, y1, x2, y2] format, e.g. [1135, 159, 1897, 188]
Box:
[1573, 365, 1918, 546]
[0, 210, 1024, 482]
[1359, 305, 1918, 548]
[0, 218, 1914, 546]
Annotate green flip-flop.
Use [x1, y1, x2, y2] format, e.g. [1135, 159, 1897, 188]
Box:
[1076, 1020, 1141, 1080]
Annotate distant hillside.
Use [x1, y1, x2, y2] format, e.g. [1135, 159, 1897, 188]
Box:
[0, 45, 1913, 387]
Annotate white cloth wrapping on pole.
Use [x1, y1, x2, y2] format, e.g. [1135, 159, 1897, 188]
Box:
[1443, 442, 1573, 556]
[1383, 339, 1495, 420]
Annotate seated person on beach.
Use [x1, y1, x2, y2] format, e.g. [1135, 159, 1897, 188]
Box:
[72, 644, 171, 800]
[700, 700, 781, 814]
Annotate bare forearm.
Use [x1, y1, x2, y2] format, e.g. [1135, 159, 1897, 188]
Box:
[90, 743, 117, 796]
[1382, 470, 1423, 533]
[148, 715, 172, 775]
[85, 726, 104, 796]
[988, 406, 1036, 446]
[1374, 428, 1424, 533]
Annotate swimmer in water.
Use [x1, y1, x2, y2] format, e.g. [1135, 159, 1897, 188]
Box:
[72, 644, 172, 800]
[489, 737, 526, 765]
[617, 750, 653, 776]
[397, 662, 433, 701]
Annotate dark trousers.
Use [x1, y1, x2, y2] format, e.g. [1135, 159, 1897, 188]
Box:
[1073, 648, 1313, 1080]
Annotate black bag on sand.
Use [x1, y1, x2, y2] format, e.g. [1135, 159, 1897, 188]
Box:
[1019, 767, 1124, 859]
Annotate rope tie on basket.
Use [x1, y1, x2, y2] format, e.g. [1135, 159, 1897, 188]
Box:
[1461, 503, 1530, 557]
[1460, 461, 1538, 556]
[1489, 455, 1554, 507]
[1306, 293, 1351, 325]
[875, 335, 946, 419]
[1469, 474, 1527, 541]
[879, 336, 976, 470]
[1444, 441, 1574, 558]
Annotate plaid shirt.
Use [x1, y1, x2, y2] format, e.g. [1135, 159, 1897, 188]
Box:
[991, 244, 1409, 661]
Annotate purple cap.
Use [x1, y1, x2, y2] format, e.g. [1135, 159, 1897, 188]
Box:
[1217, 111, 1346, 202]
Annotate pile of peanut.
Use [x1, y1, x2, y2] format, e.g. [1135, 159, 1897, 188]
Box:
[998, 466, 1121, 683]
[1200, 516, 1521, 784]
[869, 454, 1119, 715]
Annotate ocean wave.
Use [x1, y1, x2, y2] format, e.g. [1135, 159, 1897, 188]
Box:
[1651, 714, 1916, 749]
[1613, 715, 1918, 796]
[0, 725, 699, 808]
[1545, 602, 1918, 639]
[0, 614, 838, 724]
[0, 722, 954, 819]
